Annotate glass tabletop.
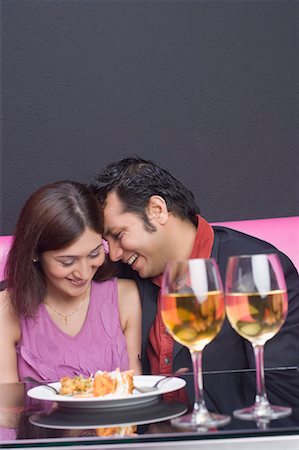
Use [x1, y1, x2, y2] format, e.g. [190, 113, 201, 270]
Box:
[1, 367, 299, 448]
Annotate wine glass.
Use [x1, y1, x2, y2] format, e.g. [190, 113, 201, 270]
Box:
[161, 258, 230, 429]
[225, 253, 292, 421]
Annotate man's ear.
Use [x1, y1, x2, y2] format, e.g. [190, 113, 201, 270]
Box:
[147, 195, 169, 225]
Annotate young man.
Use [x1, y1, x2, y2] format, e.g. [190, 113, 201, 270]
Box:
[91, 157, 299, 379]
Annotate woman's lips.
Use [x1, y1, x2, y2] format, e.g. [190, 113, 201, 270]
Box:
[66, 278, 88, 288]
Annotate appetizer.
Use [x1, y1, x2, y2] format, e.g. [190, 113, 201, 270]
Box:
[59, 368, 134, 398]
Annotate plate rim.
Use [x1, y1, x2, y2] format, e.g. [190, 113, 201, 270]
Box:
[27, 375, 186, 405]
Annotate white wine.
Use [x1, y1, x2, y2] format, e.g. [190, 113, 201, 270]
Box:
[225, 289, 287, 345]
[161, 291, 225, 351]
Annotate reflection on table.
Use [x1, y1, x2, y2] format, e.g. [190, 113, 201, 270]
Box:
[1, 367, 299, 446]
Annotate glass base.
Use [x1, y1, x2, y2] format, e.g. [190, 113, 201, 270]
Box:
[171, 410, 231, 431]
[234, 403, 292, 421]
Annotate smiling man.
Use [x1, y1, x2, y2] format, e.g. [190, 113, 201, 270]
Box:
[102, 190, 197, 279]
[91, 157, 299, 381]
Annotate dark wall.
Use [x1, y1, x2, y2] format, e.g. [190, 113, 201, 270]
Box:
[1, 0, 298, 235]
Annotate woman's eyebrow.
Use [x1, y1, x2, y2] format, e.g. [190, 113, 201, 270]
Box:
[89, 244, 103, 252]
[55, 244, 103, 258]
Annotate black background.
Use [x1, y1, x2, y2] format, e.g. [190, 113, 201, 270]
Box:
[1, 0, 298, 234]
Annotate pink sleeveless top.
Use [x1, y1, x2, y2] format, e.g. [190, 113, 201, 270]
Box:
[16, 278, 129, 381]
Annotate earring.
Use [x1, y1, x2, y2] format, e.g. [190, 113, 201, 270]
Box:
[33, 257, 39, 263]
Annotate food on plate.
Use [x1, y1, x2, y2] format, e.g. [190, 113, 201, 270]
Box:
[59, 375, 93, 396]
[94, 369, 134, 397]
[96, 425, 137, 437]
[59, 368, 134, 398]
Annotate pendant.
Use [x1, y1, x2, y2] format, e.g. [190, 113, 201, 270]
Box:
[65, 317, 68, 325]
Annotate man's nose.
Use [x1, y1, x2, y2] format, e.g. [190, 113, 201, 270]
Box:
[107, 240, 123, 262]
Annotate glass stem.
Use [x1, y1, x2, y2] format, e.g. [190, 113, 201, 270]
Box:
[191, 350, 208, 416]
[253, 344, 269, 408]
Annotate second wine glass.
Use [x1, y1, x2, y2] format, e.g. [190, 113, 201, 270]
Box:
[161, 258, 230, 429]
[225, 253, 292, 421]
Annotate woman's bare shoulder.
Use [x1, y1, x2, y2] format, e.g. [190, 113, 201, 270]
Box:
[117, 278, 141, 324]
[0, 289, 11, 311]
[0, 290, 20, 340]
[117, 277, 137, 288]
[117, 278, 140, 300]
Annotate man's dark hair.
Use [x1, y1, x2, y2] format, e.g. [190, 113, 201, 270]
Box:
[91, 157, 200, 231]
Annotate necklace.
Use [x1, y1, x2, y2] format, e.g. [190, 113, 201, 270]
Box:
[45, 289, 89, 325]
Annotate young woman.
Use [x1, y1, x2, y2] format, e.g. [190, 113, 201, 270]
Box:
[0, 181, 142, 382]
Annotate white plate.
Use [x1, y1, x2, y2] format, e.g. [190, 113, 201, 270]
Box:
[27, 375, 186, 409]
[29, 400, 188, 429]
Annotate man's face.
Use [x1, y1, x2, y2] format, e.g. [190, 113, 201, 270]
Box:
[103, 192, 168, 278]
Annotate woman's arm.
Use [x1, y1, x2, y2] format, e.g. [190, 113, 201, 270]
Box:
[0, 291, 21, 382]
[117, 279, 142, 375]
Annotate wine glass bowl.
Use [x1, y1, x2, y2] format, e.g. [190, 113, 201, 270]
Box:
[225, 253, 291, 421]
[161, 258, 230, 429]
[161, 262, 225, 352]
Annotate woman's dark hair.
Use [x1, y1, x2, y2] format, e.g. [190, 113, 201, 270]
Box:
[91, 157, 200, 231]
[5, 181, 113, 317]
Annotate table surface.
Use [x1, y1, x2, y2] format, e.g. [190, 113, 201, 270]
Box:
[1, 367, 299, 449]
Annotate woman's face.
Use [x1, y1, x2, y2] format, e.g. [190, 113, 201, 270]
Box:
[40, 227, 105, 299]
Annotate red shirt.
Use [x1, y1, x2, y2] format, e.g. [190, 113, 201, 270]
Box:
[147, 216, 214, 402]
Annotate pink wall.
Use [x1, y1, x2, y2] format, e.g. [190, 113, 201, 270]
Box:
[211, 216, 299, 272]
